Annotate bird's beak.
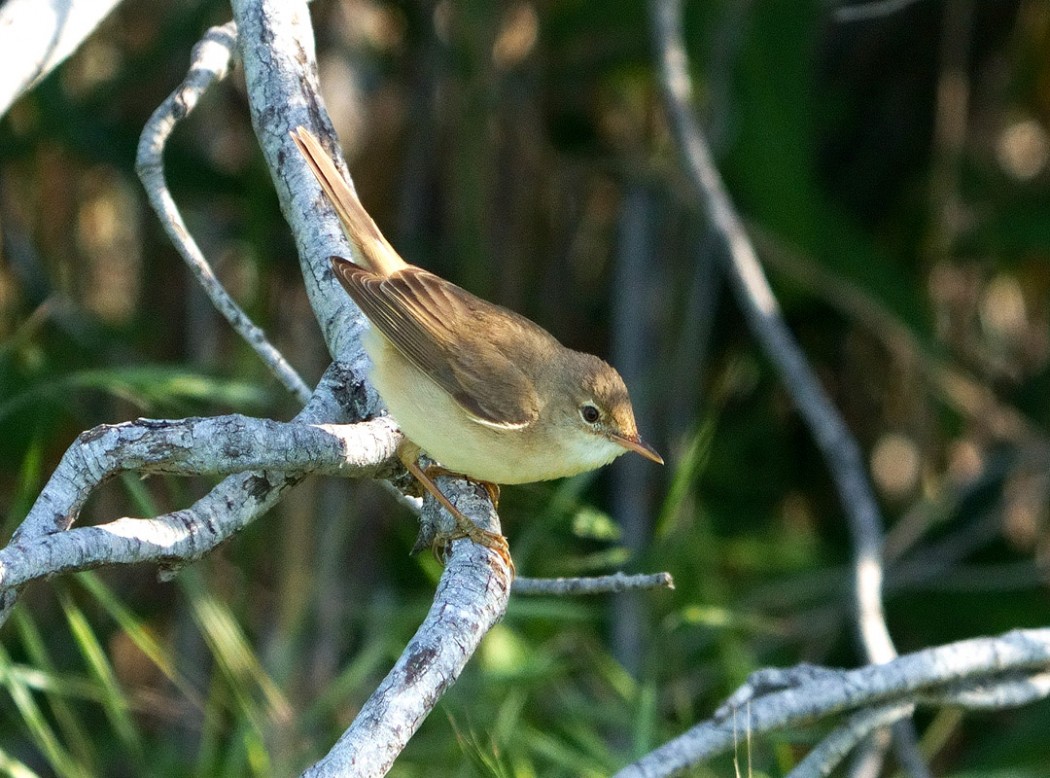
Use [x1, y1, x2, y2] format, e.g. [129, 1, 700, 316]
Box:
[609, 432, 664, 465]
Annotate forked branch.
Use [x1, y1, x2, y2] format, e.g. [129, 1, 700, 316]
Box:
[614, 629, 1050, 777]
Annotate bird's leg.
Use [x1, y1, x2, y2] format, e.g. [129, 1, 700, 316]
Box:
[398, 443, 513, 575]
[406, 459, 513, 573]
[423, 464, 500, 508]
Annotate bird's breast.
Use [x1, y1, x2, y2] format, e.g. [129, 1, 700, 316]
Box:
[364, 329, 624, 484]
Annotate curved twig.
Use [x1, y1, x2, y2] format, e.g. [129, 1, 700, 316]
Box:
[649, 0, 893, 669]
[21, 413, 399, 532]
[0, 362, 381, 625]
[786, 703, 916, 778]
[135, 21, 312, 404]
[647, 1, 928, 773]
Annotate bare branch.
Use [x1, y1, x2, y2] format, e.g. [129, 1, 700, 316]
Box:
[513, 572, 675, 596]
[302, 535, 512, 778]
[613, 628, 1050, 777]
[0, 415, 401, 594]
[647, 1, 923, 771]
[648, 0, 894, 669]
[0, 0, 124, 119]
[0, 362, 384, 623]
[786, 669, 1050, 778]
[786, 703, 915, 778]
[924, 670, 1050, 710]
[1, 471, 302, 590]
[12, 411, 399, 540]
[136, 22, 312, 404]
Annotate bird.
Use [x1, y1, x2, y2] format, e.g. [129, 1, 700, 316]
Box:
[291, 127, 662, 569]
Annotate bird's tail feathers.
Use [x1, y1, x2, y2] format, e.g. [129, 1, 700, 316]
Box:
[291, 126, 406, 277]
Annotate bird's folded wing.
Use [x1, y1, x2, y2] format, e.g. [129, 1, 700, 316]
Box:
[332, 259, 544, 428]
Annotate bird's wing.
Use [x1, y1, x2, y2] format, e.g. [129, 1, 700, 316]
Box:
[332, 258, 544, 427]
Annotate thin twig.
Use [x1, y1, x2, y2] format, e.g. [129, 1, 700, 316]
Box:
[513, 572, 675, 596]
[649, 0, 895, 665]
[648, 0, 917, 772]
[787, 703, 916, 778]
[135, 22, 312, 404]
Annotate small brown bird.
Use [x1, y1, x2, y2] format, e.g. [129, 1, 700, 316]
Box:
[292, 127, 662, 565]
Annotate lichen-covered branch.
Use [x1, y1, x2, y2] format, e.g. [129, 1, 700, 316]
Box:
[614, 628, 1050, 777]
[0, 413, 400, 592]
[18, 412, 399, 538]
[0, 361, 385, 625]
[229, 2, 516, 772]
[302, 525, 512, 778]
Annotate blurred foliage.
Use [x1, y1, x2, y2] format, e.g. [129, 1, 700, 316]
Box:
[2, 0, 1050, 775]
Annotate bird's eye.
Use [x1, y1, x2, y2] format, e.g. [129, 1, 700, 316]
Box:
[580, 403, 601, 424]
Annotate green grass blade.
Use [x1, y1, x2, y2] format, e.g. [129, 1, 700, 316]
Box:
[181, 569, 292, 734]
[74, 571, 205, 712]
[11, 611, 98, 771]
[0, 644, 80, 778]
[299, 637, 388, 729]
[192, 674, 227, 778]
[0, 744, 43, 778]
[55, 586, 146, 770]
[654, 420, 714, 539]
[0, 365, 269, 426]
[5, 434, 44, 534]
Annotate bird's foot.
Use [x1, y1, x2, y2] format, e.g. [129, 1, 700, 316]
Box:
[433, 516, 514, 578]
[399, 445, 513, 577]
